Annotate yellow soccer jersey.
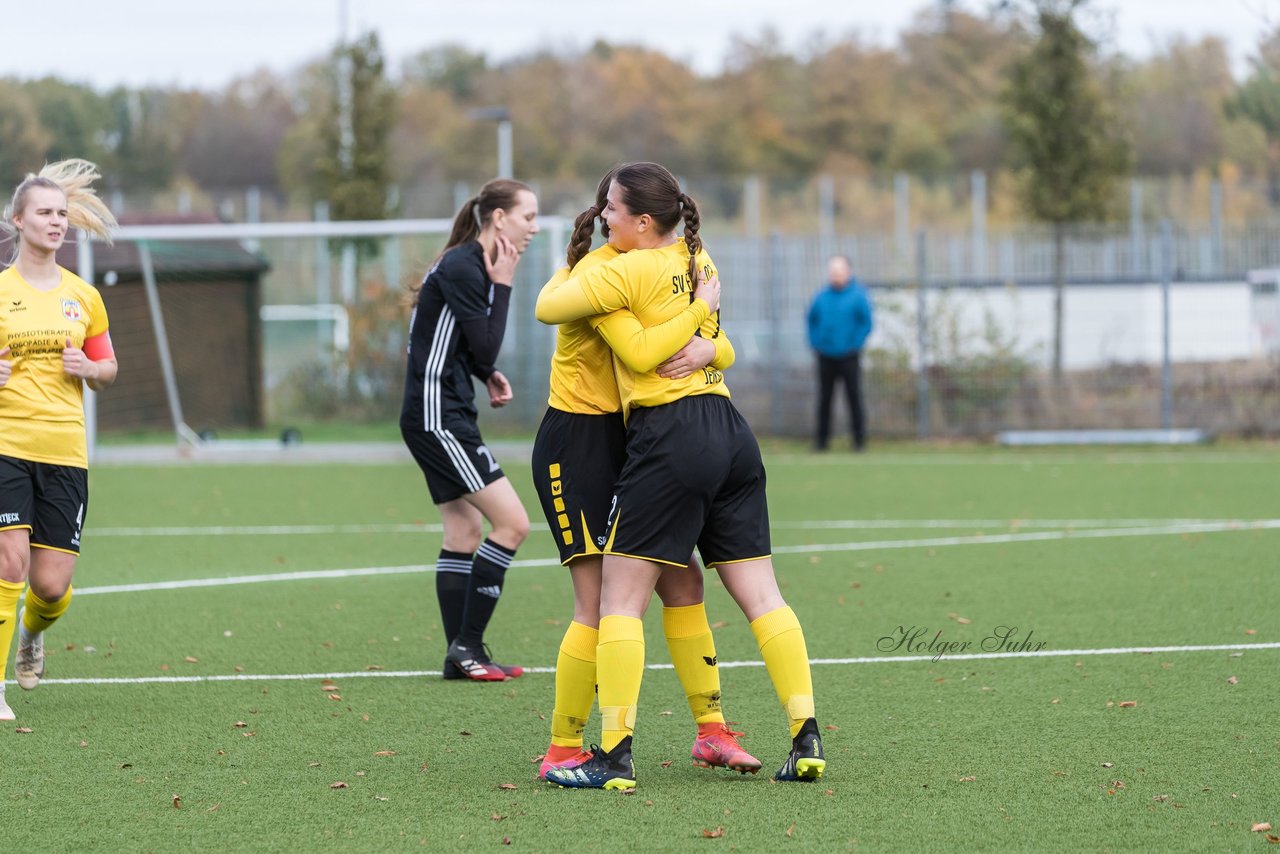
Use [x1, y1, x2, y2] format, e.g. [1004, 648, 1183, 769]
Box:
[546, 245, 626, 414]
[546, 243, 736, 414]
[0, 266, 110, 468]
[536, 239, 728, 414]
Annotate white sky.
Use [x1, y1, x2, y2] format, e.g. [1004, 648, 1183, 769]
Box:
[4, 0, 1277, 90]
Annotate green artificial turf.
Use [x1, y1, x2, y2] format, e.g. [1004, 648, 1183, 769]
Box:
[2, 446, 1276, 850]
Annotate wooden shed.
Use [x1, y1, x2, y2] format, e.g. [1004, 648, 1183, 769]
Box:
[55, 215, 270, 433]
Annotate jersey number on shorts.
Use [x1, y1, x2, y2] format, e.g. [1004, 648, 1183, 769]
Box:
[476, 445, 500, 473]
[599, 494, 619, 547]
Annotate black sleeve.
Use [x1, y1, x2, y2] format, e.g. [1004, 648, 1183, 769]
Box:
[438, 248, 512, 374]
[456, 284, 512, 380]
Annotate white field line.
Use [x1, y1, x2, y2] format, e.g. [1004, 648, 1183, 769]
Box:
[73, 519, 1280, 598]
[16, 642, 1280, 687]
[772, 519, 1280, 556]
[771, 452, 1280, 466]
[87, 518, 1276, 537]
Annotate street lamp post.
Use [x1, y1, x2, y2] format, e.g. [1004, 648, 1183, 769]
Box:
[468, 106, 513, 178]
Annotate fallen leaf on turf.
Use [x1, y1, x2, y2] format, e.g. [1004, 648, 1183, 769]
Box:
[660, 761, 673, 768]
[356, 771, 365, 777]
[502, 838, 511, 846]
[374, 796, 388, 802]
[460, 730, 473, 737]
[1254, 823, 1274, 833]
[645, 800, 654, 806]
[234, 665, 244, 672]
[491, 813, 504, 821]
[308, 762, 321, 767]
[825, 789, 834, 796]
[216, 750, 225, 756]
[1112, 780, 1126, 789]
[1227, 676, 1239, 685]
[15, 727, 32, 734]
[172, 795, 182, 808]
[702, 827, 725, 838]
[234, 721, 248, 728]
[242, 732, 256, 737]
[374, 751, 396, 757]
[420, 762, 429, 772]
[328, 694, 342, 701]
[79, 741, 87, 747]
[710, 621, 727, 629]
[160, 664, 170, 671]
[960, 776, 976, 782]
[1246, 629, 1257, 635]
[1153, 795, 1170, 802]
[366, 665, 384, 671]
[658, 710, 674, 717]
[207, 804, 220, 812]
[120, 763, 132, 769]
[184, 656, 199, 664]
[786, 824, 795, 838]
[825, 725, 840, 731]
[1266, 835, 1280, 844]
[1102, 762, 1114, 768]
[330, 782, 348, 789]
[498, 783, 517, 790]
[1119, 701, 1138, 708]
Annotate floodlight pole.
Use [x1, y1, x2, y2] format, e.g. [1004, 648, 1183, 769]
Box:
[469, 107, 513, 178]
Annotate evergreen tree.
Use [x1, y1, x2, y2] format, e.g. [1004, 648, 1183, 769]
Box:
[1003, 0, 1130, 381]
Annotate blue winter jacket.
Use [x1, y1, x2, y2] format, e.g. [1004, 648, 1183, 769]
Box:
[806, 281, 873, 358]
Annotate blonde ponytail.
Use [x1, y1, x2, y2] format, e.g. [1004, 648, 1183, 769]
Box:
[3, 158, 117, 257]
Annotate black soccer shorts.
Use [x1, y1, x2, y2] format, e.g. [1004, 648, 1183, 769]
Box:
[401, 420, 506, 504]
[0, 454, 89, 555]
[602, 394, 772, 567]
[531, 408, 628, 565]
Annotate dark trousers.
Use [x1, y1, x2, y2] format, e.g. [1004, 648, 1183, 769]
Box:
[815, 352, 865, 450]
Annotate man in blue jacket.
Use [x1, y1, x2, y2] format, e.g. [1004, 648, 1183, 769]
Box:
[806, 255, 873, 451]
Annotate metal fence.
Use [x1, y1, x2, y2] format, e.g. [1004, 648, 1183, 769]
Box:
[79, 217, 1280, 443]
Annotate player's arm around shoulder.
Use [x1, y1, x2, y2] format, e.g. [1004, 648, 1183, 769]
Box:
[536, 250, 638, 325]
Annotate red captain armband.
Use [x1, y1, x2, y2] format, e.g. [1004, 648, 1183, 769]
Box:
[83, 331, 114, 361]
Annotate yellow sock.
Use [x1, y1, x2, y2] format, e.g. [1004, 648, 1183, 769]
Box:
[551, 621, 598, 748]
[23, 586, 72, 633]
[750, 606, 816, 738]
[598, 615, 645, 752]
[662, 604, 724, 725]
[0, 578, 23, 682]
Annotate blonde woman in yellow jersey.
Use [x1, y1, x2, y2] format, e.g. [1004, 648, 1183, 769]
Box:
[0, 160, 118, 721]
[532, 170, 760, 780]
[537, 162, 825, 790]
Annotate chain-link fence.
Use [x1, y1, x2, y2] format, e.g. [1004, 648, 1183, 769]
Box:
[69, 217, 1280, 443]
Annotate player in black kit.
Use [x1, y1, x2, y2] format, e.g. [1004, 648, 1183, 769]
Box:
[400, 178, 539, 682]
